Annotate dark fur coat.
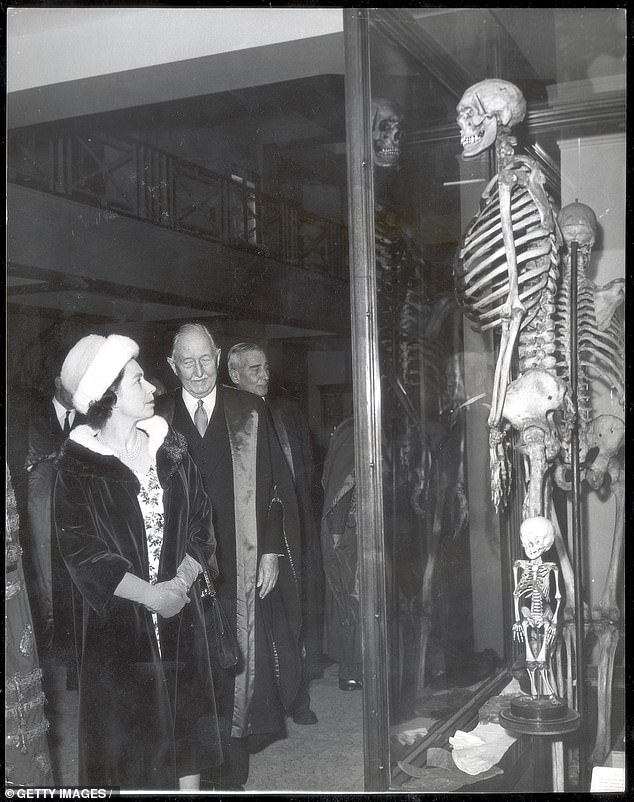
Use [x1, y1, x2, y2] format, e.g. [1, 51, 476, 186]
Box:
[53, 415, 221, 789]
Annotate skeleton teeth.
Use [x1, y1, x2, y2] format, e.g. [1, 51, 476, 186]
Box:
[462, 134, 483, 146]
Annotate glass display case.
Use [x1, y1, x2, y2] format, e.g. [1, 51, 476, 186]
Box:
[344, 7, 625, 792]
[6, 8, 625, 794]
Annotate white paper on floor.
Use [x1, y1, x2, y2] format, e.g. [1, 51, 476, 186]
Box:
[449, 722, 517, 775]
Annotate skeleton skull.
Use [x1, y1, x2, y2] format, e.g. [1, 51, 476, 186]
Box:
[520, 516, 555, 560]
[456, 79, 526, 158]
[371, 98, 402, 168]
[558, 202, 597, 248]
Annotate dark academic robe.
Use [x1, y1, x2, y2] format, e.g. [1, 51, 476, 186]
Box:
[267, 395, 324, 668]
[24, 399, 84, 653]
[320, 418, 362, 673]
[54, 416, 222, 789]
[156, 385, 302, 745]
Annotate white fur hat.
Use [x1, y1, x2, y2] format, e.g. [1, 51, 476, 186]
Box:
[61, 334, 139, 414]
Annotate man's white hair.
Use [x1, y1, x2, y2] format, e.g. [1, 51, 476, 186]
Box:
[170, 322, 218, 359]
[227, 341, 265, 374]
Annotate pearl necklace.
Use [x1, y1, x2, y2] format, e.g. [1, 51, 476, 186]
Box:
[97, 430, 144, 463]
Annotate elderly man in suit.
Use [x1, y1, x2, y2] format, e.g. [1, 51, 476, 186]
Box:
[227, 341, 324, 724]
[155, 323, 302, 790]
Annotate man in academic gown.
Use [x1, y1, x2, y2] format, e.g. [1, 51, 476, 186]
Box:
[320, 417, 362, 690]
[156, 323, 302, 790]
[227, 341, 324, 723]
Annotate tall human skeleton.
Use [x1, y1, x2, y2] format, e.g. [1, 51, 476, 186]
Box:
[453, 78, 569, 716]
[454, 77, 625, 764]
[454, 79, 567, 517]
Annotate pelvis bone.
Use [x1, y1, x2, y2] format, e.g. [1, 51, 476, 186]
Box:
[503, 370, 569, 518]
[503, 369, 568, 433]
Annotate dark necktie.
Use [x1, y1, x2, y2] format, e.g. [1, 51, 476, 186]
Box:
[62, 410, 72, 437]
[194, 400, 208, 437]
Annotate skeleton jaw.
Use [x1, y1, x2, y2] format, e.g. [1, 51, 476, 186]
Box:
[459, 117, 497, 158]
[371, 99, 402, 169]
[374, 145, 400, 167]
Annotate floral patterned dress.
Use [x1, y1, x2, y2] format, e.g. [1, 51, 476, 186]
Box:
[136, 462, 165, 655]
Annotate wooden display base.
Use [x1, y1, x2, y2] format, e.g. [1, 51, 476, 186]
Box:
[500, 705, 581, 792]
[509, 694, 569, 723]
[500, 705, 580, 736]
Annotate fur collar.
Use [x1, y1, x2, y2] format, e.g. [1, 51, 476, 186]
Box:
[60, 415, 188, 487]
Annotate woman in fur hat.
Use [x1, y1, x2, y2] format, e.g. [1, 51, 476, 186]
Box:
[53, 334, 222, 790]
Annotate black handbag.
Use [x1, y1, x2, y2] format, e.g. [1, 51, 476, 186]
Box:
[198, 559, 240, 670]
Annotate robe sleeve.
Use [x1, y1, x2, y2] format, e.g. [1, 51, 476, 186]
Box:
[53, 468, 132, 615]
[260, 410, 299, 558]
[25, 412, 56, 471]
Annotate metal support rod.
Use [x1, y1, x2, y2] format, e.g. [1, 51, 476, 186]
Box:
[569, 240, 587, 788]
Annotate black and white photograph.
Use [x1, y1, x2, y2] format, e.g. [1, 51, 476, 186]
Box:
[6, 6, 626, 796]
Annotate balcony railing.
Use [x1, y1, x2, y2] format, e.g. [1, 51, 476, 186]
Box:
[8, 129, 349, 280]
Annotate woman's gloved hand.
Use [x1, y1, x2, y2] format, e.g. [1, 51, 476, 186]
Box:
[149, 578, 191, 618]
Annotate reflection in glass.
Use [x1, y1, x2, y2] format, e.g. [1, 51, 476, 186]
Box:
[369, 45, 503, 761]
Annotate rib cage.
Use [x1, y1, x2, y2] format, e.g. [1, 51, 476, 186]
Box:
[455, 179, 559, 333]
[583, 301, 625, 402]
[556, 257, 626, 402]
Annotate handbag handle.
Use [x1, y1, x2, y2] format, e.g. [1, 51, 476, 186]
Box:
[198, 557, 217, 600]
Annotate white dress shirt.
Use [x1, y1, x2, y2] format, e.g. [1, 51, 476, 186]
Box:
[181, 386, 217, 426]
[53, 396, 75, 431]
